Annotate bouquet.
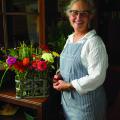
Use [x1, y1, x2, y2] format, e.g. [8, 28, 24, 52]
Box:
[0, 42, 59, 98]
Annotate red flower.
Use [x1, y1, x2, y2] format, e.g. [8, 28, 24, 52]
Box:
[37, 61, 47, 71]
[19, 68, 25, 73]
[32, 60, 39, 69]
[23, 57, 30, 66]
[40, 44, 50, 52]
[14, 61, 25, 73]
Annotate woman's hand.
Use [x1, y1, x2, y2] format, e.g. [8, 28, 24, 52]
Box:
[53, 73, 62, 83]
[53, 80, 74, 91]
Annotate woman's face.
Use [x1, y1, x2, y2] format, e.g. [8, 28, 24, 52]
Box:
[68, 1, 93, 32]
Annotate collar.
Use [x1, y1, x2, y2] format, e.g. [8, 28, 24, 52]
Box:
[68, 29, 96, 43]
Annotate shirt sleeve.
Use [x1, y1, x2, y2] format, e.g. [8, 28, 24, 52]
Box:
[71, 36, 108, 95]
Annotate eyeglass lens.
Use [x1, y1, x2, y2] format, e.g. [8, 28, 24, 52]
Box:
[69, 10, 90, 17]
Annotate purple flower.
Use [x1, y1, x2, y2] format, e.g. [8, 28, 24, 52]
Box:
[6, 56, 17, 66]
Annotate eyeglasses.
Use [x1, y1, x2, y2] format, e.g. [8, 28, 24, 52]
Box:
[68, 10, 90, 17]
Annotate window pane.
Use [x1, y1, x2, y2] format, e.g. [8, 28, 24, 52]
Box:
[27, 15, 39, 45]
[0, 16, 4, 47]
[7, 15, 39, 48]
[6, 0, 38, 13]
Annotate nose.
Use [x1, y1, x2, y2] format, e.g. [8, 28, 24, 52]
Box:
[76, 13, 83, 19]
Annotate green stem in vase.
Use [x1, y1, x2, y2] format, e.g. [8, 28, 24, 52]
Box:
[0, 67, 9, 87]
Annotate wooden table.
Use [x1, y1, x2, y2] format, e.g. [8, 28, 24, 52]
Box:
[0, 89, 48, 120]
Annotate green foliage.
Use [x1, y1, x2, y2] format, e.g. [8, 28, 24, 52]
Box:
[47, 20, 73, 53]
[24, 112, 35, 120]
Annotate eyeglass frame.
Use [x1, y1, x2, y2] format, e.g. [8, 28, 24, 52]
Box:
[68, 10, 91, 17]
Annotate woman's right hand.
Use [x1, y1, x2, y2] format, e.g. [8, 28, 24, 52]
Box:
[53, 74, 62, 83]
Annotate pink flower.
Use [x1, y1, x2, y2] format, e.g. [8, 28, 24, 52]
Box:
[37, 61, 47, 71]
[6, 56, 17, 66]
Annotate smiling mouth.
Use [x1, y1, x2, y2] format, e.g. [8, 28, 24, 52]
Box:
[75, 21, 83, 25]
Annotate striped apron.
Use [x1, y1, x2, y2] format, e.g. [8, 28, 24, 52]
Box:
[60, 40, 106, 120]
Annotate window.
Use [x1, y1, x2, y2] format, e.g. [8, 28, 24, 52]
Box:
[0, 0, 45, 48]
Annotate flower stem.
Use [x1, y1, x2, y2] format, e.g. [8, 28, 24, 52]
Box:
[0, 67, 9, 88]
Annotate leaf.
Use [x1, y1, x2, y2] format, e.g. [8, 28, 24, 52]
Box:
[24, 112, 34, 120]
[51, 65, 55, 69]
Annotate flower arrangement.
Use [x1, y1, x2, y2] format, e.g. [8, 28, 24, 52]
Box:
[0, 42, 59, 98]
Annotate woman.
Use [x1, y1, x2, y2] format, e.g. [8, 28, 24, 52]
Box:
[53, 0, 108, 120]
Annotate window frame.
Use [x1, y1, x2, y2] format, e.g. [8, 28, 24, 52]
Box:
[0, 0, 45, 48]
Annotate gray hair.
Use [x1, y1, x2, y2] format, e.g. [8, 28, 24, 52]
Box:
[66, 0, 96, 16]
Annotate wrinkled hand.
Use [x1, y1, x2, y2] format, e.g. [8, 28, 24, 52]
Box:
[53, 74, 62, 83]
[53, 80, 73, 91]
